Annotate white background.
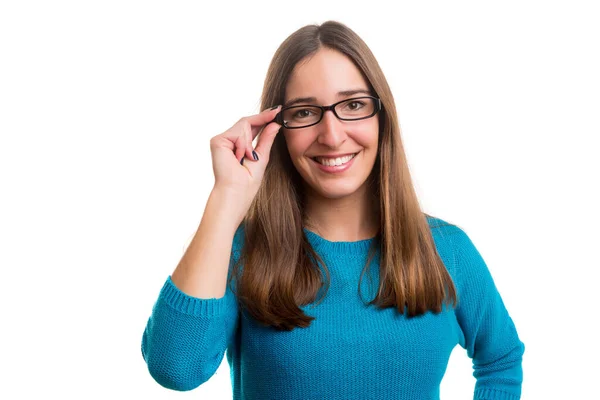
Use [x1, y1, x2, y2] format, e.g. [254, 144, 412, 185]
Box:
[1, 1, 598, 399]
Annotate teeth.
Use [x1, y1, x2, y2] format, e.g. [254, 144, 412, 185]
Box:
[315, 153, 356, 166]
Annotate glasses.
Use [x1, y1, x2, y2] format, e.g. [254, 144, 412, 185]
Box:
[272, 95, 381, 129]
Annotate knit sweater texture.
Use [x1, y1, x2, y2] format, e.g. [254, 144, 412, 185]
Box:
[141, 216, 525, 399]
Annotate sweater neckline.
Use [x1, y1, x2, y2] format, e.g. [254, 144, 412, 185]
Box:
[303, 227, 378, 255]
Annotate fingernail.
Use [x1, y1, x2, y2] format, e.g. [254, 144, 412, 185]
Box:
[252, 151, 259, 161]
[240, 157, 244, 165]
[270, 105, 280, 110]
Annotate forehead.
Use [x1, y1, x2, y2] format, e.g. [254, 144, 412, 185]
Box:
[285, 48, 369, 101]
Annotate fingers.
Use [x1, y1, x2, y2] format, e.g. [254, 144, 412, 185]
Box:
[230, 106, 282, 166]
[245, 105, 282, 129]
[238, 106, 282, 164]
[244, 128, 256, 161]
[233, 133, 246, 165]
[253, 121, 281, 162]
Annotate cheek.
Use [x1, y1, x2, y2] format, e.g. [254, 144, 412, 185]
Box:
[283, 132, 310, 158]
[350, 118, 379, 143]
[354, 127, 379, 148]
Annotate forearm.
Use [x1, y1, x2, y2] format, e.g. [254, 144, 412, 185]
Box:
[171, 186, 246, 299]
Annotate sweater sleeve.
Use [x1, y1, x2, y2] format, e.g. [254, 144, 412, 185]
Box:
[450, 226, 525, 400]
[140, 227, 244, 391]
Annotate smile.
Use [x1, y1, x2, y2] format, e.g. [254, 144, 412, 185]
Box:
[309, 152, 359, 174]
[312, 153, 358, 167]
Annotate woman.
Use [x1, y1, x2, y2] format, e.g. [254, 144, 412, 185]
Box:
[141, 21, 525, 400]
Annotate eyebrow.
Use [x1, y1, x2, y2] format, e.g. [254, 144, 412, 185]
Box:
[283, 89, 372, 107]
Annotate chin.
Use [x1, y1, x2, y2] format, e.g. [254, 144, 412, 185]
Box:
[310, 180, 366, 200]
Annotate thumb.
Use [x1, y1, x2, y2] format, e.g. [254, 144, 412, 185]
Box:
[253, 122, 282, 162]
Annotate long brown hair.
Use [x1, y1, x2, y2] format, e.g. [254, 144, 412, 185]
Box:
[230, 21, 457, 331]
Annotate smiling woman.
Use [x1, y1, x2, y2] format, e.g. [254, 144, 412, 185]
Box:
[141, 20, 525, 400]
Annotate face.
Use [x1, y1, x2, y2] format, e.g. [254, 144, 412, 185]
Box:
[282, 48, 379, 201]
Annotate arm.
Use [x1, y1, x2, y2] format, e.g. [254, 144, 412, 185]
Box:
[451, 226, 525, 400]
[141, 187, 246, 391]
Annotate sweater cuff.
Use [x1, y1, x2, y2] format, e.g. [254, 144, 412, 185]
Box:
[474, 388, 520, 400]
[157, 275, 235, 318]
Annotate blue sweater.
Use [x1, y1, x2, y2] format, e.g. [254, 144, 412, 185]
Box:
[141, 217, 525, 399]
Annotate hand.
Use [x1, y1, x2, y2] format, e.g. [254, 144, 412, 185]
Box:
[209, 105, 282, 198]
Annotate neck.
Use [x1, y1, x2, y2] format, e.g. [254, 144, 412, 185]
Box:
[302, 183, 379, 242]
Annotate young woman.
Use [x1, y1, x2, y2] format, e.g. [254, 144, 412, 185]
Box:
[141, 21, 525, 400]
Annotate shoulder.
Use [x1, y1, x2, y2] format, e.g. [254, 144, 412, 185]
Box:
[426, 214, 497, 294]
[427, 215, 483, 263]
[425, 214, 472, 246]
[426, 214, 460, 232]
[424, 214, 481, 278]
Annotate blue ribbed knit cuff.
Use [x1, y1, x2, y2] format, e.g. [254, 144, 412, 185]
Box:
[157, 275, 234, 317]
[474, 388, 521, 400]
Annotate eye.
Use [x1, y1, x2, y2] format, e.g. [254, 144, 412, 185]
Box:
[292, 108, 316, 119]
[344, 100, 365, 111]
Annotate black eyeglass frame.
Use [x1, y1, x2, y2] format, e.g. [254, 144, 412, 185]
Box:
[271, 95, 382, 129]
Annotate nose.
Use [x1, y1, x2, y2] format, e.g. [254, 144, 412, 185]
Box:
[316, 109, 347, 148]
